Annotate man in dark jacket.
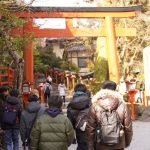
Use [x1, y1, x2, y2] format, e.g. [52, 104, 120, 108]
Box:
[0, 86, 9, 150]
[86, 80, 133, 150]
[0, 86, 9, 125]
[1, 94, 22, 150]
[30, 95, 74, 150]
[0, 86, 9, 149]
[67, 83, 91, 150]
[20, 93, 45, 148]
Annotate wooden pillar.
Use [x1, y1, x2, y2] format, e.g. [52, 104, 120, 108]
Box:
[65, 71, 70, 89]
[71, 73, 76, 90]
[128, 90, 138, 120]
[7, 66, 10, 86]
[54, 71, 58, 84]
[49, 69, 53, 79]
[105, 17, 120, 84]
[23, 19, 34, 87]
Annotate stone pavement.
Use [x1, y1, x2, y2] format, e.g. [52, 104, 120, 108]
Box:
[19, 110, 150, 150]
[68, 121, 150, 150]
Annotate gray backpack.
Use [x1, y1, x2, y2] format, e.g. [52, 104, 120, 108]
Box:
[96, 109, 122, 145]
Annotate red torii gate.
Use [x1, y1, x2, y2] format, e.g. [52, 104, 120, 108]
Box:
[12, 6, 142, 85]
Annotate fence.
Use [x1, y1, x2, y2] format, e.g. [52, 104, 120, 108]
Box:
[0, 66, 14, 87]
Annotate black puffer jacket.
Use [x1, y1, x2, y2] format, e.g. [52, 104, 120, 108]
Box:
[0, 94, 7, 127]
[67, 91, 91, 144]
[1, 96, 22, 129]
[20, 101, 45, 143]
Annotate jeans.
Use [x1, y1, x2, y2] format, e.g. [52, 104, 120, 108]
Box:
[4, 129, 19, 150]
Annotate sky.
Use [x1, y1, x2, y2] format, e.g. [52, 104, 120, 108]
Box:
[23, 0, 95, 29]
[23, 0, 95, 7]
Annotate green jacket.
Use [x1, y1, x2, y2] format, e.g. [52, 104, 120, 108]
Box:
[30, 112, 74, 150]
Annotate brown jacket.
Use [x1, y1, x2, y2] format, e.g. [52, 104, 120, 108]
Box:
[86, 89, 133, 150]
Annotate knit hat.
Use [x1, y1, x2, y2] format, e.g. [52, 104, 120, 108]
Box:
[101, 80, 117, 91]
[28, 94, 39, 102]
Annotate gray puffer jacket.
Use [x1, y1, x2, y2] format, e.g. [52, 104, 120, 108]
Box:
[20, 101, 45, 143]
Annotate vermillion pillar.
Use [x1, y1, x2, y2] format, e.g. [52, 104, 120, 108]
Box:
[23, 19, 34, 87]
[105, 17, 120, 84]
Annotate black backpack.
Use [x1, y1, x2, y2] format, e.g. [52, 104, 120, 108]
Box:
[95, 108, 122, 145]
[75, 108, 89, 131]
[45, 84, 50, 94]
[2, 104, 19, 125]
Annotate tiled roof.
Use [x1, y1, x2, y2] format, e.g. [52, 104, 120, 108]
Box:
[67, 44, 95, 51]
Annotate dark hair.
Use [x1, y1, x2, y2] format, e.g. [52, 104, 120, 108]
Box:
[101, 80, 117, 90]
[9, 89, 19, 97]
[74, 83, 87, 93]
[48, 95, 62, 108]
[0, 86, 9, 94]
[28, 94, 39, 102]
[60, 81, 64, 84]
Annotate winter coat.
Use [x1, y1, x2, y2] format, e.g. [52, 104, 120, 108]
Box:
[0, 94, 7, 127]
[43, 82, 52, 94]
[86, 89, 133, 150]
[20, 101, 45, 143]
[30, 108, 74, 150]
[1, 96, 22, 130]
[58, 83, 66, 96]
[67, 91, 91, 144]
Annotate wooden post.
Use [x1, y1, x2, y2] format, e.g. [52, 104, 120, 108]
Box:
[105, 17, 120, 84]
[23, 19, 34, 88]
[7, 66, 10, 86]
[65, 71, 70, 89]
[71, 74, 76, 90]
[128, 90, 138, 120]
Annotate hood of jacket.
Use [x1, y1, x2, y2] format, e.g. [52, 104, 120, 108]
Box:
[26, 101, 41, 113]
[46, 107, 62, 117]
[59, 84, 65, 88]
[6, 96, 19, 105]
[92, 89, 123, 111]
[68, 91, 90, 110]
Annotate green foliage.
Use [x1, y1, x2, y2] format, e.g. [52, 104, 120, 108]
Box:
[34, 46, 79, 74]
[0, 1, 25, 65]
[90, 56, 109, 94]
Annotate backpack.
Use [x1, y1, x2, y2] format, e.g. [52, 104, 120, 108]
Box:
[75, 108, 89, 131]
[2, 104, 19, 125]
[44, 84, 51, 94]
[96, 109, 122, 145]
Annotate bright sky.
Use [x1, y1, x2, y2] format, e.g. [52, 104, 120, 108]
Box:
[23, 0, 95, 7]
[23, 0, 95, 29]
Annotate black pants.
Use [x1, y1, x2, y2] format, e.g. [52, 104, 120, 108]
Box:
[44, 93, 50, 106]
[62, 96, 65, 103]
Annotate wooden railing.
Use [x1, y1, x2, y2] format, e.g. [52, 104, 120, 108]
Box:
[0, 66, 14, 87]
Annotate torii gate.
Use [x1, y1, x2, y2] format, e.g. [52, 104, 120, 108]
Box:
[13, 6, 142, 85]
